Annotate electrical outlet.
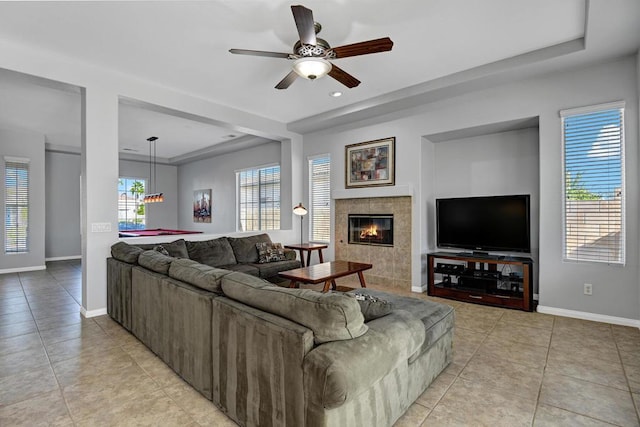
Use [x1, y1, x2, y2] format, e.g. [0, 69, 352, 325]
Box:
[584, 283, 593, 296]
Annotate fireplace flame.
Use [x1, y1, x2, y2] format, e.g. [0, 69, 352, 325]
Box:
[360, 225, 379, 239]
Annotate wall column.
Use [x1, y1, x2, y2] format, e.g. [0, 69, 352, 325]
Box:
[81, 86, 119, 316]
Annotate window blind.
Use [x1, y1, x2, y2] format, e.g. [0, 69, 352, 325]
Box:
[309, 155, 331, 242]
[5, 159, 29, 253]
[561, 102, 625, 264]
[238, 165, 280, 231]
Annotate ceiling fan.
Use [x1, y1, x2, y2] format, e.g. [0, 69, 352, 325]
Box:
[229, 5, 393, 90]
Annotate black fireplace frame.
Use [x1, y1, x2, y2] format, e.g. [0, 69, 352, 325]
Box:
[348, 214, 394, 247]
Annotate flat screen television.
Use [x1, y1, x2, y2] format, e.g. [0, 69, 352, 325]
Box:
[436, 194, 531, 254]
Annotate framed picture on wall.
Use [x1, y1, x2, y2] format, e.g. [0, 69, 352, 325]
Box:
[193, 189, 212, 223]
[345, 137, 395, 188]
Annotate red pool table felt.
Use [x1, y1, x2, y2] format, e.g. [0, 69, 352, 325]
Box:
[119, 228, 203, 237]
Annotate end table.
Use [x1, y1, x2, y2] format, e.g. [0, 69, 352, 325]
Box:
[284, 243, 328, 267]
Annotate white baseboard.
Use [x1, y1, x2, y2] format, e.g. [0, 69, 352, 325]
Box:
[80, 307, 107, 318]
[412, 284, 427, 293]
[45, 255, 82, 261]
[537, 305, 640, 329]
[0, 265, 46, 274]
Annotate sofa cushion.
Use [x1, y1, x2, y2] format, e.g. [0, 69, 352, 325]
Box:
[349, 289, 454, 354]
[186, 238, 237, 267]
[161, 239, 189, 258]
[219, 263, 260, 276]
[168, 258, 232, 294]
[111, 242, 144, 264]
[227, 233, 271, 263]
[251, 259, 301, 279]
[256, 242, 286, 263]
[303, 309, 426, 409]
[138, 250, 174, 274]
[221, 272, 367, 344]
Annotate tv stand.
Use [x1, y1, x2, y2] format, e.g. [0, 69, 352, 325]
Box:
[428, 252, 533, 311]
[457, 251, 491, 258]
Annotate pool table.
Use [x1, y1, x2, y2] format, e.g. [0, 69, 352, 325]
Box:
[119, 228, 203, 238]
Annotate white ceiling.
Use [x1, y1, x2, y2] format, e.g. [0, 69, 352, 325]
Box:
[0, 0, 638, 160]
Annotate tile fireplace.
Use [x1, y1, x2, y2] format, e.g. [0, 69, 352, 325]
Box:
[335, 196, 411, 290]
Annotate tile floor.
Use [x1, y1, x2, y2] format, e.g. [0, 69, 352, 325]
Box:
[0, 260, 639, 426]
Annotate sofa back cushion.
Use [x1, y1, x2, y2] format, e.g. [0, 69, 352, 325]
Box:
[159, 239, 189, 258]
[169, 258, 233, 294]
[138, 250, 174, 274]
[221, 272, 368, 344]
[227, 233, 271, 263]
[185, 238, 237, 267]
[111, 242, 144, 264]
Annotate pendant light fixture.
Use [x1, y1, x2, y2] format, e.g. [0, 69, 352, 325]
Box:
[143, 136, 164, 203]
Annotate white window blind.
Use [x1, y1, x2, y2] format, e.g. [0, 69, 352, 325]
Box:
[561, 101, 625, 264]
[238, 165, 280, 231]
[309, 154, 331, 242]
[5, 158, 29, 253]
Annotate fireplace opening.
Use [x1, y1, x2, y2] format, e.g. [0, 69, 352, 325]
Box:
[348, 214, 394, 246]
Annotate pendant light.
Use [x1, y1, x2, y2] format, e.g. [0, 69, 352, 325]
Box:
[143, 136, 164, 203]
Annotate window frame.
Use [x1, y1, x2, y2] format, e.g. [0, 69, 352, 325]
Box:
[560, 100, 626, 265]
[118, 177, 147, 231]
[308, 153, 331, 243]
[236, 163, 281, 232]
[4, 157, 30, 254]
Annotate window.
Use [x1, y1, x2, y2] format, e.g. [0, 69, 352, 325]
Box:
[309, 154, 331, 242]
[118, 178, 146, 231]
[561, 101, 625, 264]
[5, 158, 29, 254]
[238, 165, 280, 231]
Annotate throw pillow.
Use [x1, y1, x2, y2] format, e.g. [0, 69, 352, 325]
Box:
[153, 245, 170, 256]
[256, 242, 287, 263]
[349, 292, 393, 322]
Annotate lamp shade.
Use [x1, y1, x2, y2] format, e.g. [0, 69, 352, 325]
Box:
[292, 58, 332, 80]
[293, 202, 308, 216]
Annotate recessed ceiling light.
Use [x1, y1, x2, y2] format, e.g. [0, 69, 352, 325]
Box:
[329, 91, 342, 97]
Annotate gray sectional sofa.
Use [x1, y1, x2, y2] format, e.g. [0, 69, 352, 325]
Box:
[107, 233, 454, 427]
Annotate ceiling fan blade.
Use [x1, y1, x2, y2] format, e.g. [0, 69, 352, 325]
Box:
[275, 70, 299, 90]
[328, 64, 360, 88]
[229, 49, 291, 59]
[331, 37, 394, 59]
[291, 5, 316, 45]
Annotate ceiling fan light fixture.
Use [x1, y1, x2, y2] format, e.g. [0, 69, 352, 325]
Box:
[292, 58, 332, 80]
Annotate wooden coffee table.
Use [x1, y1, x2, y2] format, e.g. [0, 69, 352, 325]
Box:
[279, 260, 373, 293]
